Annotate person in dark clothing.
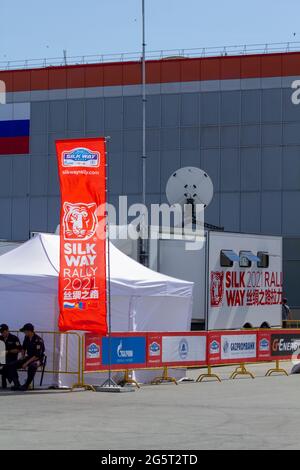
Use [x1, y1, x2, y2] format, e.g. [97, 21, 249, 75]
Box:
[9, 323, 45, 391]
[282, 297, 291, 328]
[0, 324, 21, 389]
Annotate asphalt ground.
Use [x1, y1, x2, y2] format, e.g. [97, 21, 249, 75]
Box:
[0, 361, 298, 450]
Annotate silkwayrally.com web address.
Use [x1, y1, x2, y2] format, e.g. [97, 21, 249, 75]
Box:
[62, 170, 100, 175]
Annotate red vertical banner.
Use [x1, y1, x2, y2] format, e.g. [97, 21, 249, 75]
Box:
[56, 137, 107, 333]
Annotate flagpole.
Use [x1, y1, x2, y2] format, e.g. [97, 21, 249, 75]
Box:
[140, 0, 148, 266]
[106, 136, 111, 385]
[142, 0, 146, 211]
[97, 137, 133, 392]
[103, 136, 117, 389]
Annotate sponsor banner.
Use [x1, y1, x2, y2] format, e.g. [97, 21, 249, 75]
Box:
[84, 329, 300, 372]
[84, 333, 147, 371]
[221, 334, 256, 361]
[271, 331, 300, 360]
[208, 334, 221, 362]
[102, 336, 147, 368]
[210, 270, 283, 309]
[161, 334, 207, 366]
[208, 331, 257, 364]
[257, 330, 300, 361]
[85, 334, 102, 371]
[257, 332, 271, 360]
[147, 334, 162, 367]
[56, 137, 107, 333]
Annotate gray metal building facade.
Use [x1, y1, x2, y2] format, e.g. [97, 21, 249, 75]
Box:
[1, 51, 300, 304]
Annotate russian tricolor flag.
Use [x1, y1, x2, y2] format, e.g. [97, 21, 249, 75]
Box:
[0, 103, 30, 155]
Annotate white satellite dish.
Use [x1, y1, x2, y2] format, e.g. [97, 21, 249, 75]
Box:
[166, 167, 214, 208]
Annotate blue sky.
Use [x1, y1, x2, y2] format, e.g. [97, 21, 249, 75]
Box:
[1, 0, 300, 62]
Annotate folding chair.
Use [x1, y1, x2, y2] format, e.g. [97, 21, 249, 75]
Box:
[32, 355, 47, 389]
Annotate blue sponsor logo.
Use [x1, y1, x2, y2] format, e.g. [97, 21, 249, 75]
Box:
[210, 340, 220, 354]
[149, 341, 160, 355]
[223, 339, 229, 354]
[102, 336, 146, 366]
[62, 147, 100, 167]
[259, 338, 269, 351]
[230, 341, 255, 352]
[117, 340, 133, 359]
[87, 343, 100, 359]
[179, 338, 189, 360]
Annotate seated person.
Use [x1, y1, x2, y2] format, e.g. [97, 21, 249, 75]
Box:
[0, 324, 21, 389]
[9, 323, 45, 391]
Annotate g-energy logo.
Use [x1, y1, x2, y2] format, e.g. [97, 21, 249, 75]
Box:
[271, 334, 300, 357]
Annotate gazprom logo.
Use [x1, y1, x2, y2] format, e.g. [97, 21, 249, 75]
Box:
[87, 342, 100, 359]
[62, 147, 100, 167]
[117, 341, 133, 359]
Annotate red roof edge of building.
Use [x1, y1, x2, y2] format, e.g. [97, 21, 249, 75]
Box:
[1, 50, 300, 93]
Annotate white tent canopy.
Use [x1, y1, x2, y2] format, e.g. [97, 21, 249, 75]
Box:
[0, 233, 193, 386]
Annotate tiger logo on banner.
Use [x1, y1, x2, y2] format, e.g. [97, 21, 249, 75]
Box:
[63, 202, 98, 240]
[56, 138, 107, 334]
[210, 271, 224, 307]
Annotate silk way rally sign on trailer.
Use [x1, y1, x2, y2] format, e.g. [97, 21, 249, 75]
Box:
[56, 138, 107, 333]
[208, 232, 282, 330]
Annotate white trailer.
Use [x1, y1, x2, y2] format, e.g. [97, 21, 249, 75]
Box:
[205, 231, 282, 330]
[151, 230, 282, 330]
[109, 226, 283, 330]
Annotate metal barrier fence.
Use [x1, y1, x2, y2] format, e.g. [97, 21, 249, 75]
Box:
[283, 319, 300, 328]
[81, 329, 300, 388]
[0, 340, 5, 364]
[3, 327, 300, 390]
[10, 330, 82, 389]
